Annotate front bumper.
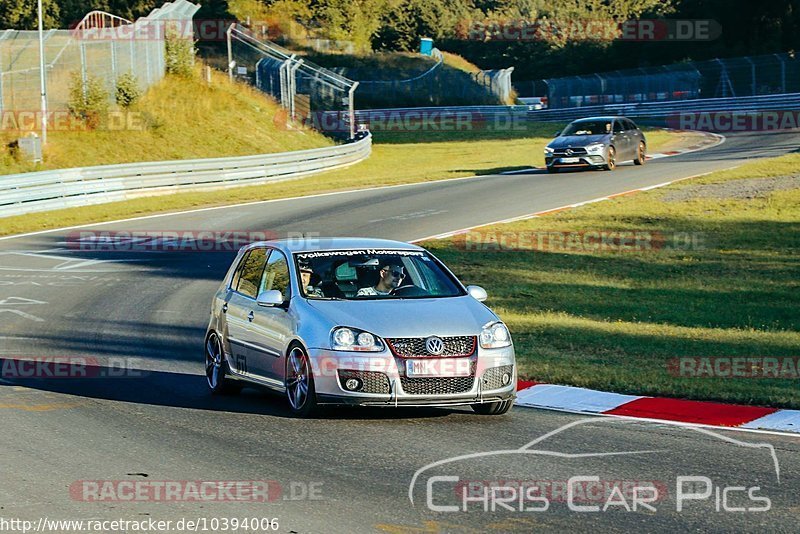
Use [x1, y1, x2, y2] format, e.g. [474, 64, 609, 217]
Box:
[545, 153, 607, 168]
[307, 346, 516, 407]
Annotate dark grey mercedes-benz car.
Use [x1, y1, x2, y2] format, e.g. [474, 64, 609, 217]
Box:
[544, 116, 646, 172]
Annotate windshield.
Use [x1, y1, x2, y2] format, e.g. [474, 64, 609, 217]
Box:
[294, 249, 466, 300]
[561, 120, 611, 136]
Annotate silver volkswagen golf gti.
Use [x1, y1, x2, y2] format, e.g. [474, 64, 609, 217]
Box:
[205, 238, 516, 417]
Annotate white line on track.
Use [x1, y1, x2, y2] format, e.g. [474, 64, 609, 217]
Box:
[0, 131, 724, 243]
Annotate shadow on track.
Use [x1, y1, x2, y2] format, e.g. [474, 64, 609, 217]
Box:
[0, 361, 456, 421]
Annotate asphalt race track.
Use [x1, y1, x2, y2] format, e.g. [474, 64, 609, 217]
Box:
[0, 131, 798, 533]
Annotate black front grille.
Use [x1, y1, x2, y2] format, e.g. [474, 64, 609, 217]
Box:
[400, 376, 475, 395]
[386, 336, 476, 358]
[480, 365, 514, 390]
[338, 370, 390, 394]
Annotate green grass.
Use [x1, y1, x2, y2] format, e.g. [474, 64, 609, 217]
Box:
[422, 154, 800, 408]
[1, 68, 333, 175]
[0, 123, 689, 236]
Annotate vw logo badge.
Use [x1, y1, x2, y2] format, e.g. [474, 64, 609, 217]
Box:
[425, 336, 444, 355]
[565, 148, 573, 156]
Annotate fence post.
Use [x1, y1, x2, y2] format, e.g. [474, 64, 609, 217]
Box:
[110, 41, 117, 85]
[0, 73, 4, 115]
[542, 79, 550, 107]
[279, 56, 294, 109]
[130, 31, 135, 79]
[226, 24, 234, 82]
[80, 41, 88, 98]
[744, 56, 756, 95]
[775, 53, 786, 93]
[289, 58, 303, 120]
[144, 29, 151, 85]
[714, 58, 734, 97]
[348, 81, 358, 139]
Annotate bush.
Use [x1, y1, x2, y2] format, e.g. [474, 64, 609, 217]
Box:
[68, 71, 110, 129]
[165, 29, 194, 77]
[115, 72, 141, 107]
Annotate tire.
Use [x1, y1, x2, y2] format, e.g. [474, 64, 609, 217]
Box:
[546, 166, 559, 174]
[471, 399, 514, 415]
[285, 344, 319, 417]
[205, 332, 242, 395]
[603, 146, 617, 171]
[633, 142, 646, 165]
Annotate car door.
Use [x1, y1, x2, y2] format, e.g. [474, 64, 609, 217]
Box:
[627, 119, 643, 152]
[225, 247, 269, 379]
[612, 119, 631, 160]
[240, 248, 296, 385]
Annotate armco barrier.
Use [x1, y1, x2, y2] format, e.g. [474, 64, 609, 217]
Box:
[0, 134, 371, 218]
[346, 92, 800, 126]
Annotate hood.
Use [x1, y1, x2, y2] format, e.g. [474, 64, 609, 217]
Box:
[548, 134, 609, 149]
[306, 296, 499, 338]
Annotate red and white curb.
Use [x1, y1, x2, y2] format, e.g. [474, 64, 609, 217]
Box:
[514, 382, 800, 435]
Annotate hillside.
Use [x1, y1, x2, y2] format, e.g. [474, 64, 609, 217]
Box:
[0, 68, 332, 175]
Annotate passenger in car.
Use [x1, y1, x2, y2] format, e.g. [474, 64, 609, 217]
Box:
[356, 263, 405, 297]
[298, 259, 324, 297]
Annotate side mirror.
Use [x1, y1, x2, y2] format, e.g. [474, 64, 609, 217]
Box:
[466, 285, 488, 302]
[256, 290, 284, 307]
[554, 130, 561, 137]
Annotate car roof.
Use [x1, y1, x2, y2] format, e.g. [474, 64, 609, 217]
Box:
[250, 237, 425, 254]
[571, 116, 630, 122]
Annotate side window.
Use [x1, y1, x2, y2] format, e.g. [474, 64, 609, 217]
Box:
[261, 249, 291, 299]
[613, 120, 624, 134]
[236, 248, 269, 299]
[625, 119, 637, 131]
[230, 251, 249, 291]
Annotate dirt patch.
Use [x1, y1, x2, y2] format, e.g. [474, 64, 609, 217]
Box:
[662, 175, 800, 202]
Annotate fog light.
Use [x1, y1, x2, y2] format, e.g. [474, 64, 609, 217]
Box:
[501, 373, 511, 386]
[345, 378, 363, 391]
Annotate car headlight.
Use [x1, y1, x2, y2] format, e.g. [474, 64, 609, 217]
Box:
[480, 322, 512, 349]
[544, 146, 554, 155]
[331, 327, 385, 352]
[586, 143, 605, 153]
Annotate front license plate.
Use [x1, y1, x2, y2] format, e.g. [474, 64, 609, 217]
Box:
[560, 157, 580, 163]
[406, 359, 471, 377]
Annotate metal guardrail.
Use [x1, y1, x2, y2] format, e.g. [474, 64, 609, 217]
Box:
[525, 92, 800, 122]
[5, 89, 796, 220]
[0, 134, 372, 218]
[347, 92, 800, 126]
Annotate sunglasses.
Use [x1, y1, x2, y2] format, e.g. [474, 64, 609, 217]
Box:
[384, 269, 404, 277]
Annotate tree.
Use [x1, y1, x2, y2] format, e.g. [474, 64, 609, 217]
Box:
[0, 0, 60, 29]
